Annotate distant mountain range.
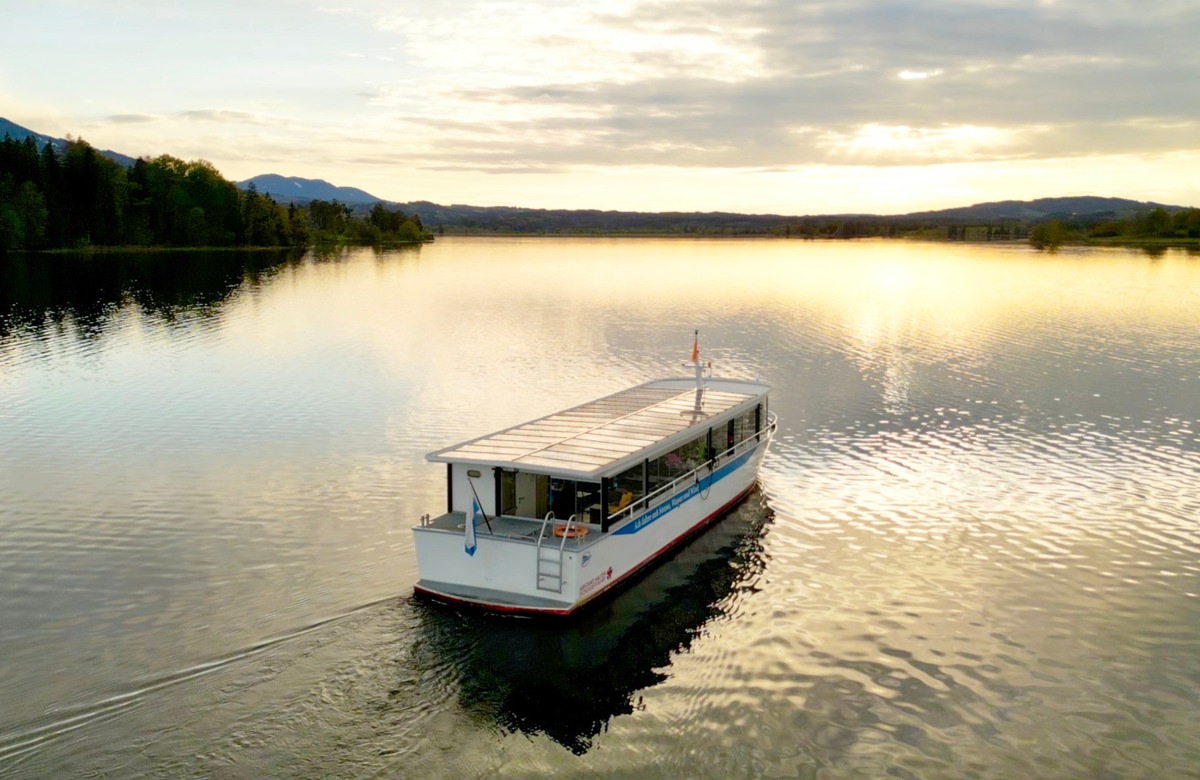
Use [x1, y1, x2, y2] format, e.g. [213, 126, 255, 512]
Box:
[0, 117, 136, 167]
[377, 196, 1184, 235]
[226, 173, 1187, 235]
[900, 197, 1174, 223]
[1, 117, 1188, 233]
[236, 173, 381, 205]
[233, 172, 1180, 227]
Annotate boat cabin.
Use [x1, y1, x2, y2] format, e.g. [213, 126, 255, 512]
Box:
[424, 378, 770, 536]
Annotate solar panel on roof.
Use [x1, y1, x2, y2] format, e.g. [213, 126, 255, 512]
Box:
[428, 379, 764, 477]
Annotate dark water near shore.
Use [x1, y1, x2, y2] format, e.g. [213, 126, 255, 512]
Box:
[1, 238, 1198, 778]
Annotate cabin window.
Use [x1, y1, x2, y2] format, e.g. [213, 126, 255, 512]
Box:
[727, 407, 757, 449]
[648, 430, 708, 492]
[610, 462, 645, 516]
[548, 477, 574, 519]
[576, 482, 602, 524]
[548, 478, 602, 524]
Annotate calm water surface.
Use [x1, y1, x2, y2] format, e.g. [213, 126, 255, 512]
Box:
[1, 238, 1198, 778]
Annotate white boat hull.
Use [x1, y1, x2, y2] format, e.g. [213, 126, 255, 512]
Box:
[413, 432, 771, 616]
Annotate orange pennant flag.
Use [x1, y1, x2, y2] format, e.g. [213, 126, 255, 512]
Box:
[690, 331, 699, 363]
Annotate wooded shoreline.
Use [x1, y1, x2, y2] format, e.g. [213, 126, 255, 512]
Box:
[0, 135, 431, 253]
[4, 134, 1196, 254]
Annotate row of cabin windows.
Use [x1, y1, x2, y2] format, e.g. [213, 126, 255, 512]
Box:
[607, 401, 764, 522]
[491, 401, 764, 529]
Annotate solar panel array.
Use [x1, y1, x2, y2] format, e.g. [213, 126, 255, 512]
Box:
[430, 382, 757, 478]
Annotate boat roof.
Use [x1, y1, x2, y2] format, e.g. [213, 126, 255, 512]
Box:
[426, 377, 769, 480]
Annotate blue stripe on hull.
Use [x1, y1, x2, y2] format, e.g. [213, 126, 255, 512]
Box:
[612, 444, 758, 536]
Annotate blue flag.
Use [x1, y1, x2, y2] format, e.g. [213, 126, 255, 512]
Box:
[465, 498, 478, 556]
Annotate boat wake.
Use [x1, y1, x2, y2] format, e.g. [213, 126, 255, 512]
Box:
[0, 595, 398, 769]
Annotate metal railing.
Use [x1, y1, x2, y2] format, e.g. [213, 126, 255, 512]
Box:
[606, 412, 778, 527]
[418, 412, 778, 536]
[537, 511, 584, 550]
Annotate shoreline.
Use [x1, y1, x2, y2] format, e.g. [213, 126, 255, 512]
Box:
[6, 239, 432, 256]
[5, 235, 1198, 255]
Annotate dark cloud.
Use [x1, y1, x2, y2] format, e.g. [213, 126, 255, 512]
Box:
[420, 0, 1200, 169]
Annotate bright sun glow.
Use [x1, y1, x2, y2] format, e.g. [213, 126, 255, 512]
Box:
[821, 124, 1017, 161]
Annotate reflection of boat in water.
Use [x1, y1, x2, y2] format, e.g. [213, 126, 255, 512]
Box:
[409, 490, 773, 754]
[413, 334, 775, 616]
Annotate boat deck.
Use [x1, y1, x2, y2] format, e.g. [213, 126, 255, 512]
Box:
[418, 511, 601, 549]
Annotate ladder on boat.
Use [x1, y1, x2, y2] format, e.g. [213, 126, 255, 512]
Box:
[535, 513, 577, 593]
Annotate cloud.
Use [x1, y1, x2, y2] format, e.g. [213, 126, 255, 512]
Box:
[355, 0, 1200, 172]
[179, 109, 283, 126]
[106, 113, 161, 124]
[817, 124, 1020, 163]
[10, 0, 1195, 210]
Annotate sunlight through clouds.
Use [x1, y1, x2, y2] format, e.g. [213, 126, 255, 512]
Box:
[820, 124, 1019, 163]
[369, 0, 768, 88]
[0, 0, 1197, 212]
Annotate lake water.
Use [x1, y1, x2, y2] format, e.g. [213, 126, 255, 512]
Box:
[1, 238, 1198, 778]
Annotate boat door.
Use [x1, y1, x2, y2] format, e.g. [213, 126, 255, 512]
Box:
[502, 471, 549, 518]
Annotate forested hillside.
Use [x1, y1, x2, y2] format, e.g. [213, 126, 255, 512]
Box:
[0, 135, 429, 252]
[394, 198, 1200, 242]
[3, 122, 1196, 251]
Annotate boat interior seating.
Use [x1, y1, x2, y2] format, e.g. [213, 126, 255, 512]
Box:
[608, 490, 634, 514]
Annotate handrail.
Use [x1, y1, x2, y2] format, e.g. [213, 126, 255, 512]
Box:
[606, 413, 778, 526]
[558, 514, 579, 551]
[536, 511, 584, 551]
[536, 510, 556, 547]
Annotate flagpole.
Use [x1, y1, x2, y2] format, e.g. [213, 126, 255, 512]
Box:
[466, 476, 493, 533]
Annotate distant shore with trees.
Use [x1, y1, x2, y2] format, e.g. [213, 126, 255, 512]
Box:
[0, 135, 431, 253]
[397, 198, 1200, 249]
[420, 206, 1200, 247]
[4, 132, 1197, 255]
[1029, 209, 1200, 249]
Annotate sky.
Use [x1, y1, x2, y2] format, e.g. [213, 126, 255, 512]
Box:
[1, 0, 1198, 215]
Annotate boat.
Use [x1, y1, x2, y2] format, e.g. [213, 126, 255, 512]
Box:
[408, 494, 772, 753]
[412, 334, 775, 616]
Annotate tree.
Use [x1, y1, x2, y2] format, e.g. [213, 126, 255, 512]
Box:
[1134, 207, 1172, 237]
[1029, 219, 1067, 249]
[241, 187, 287, 246]
[0, 133, 429, 249]
[1172, 208, 1200, 238]
[397, 219, 424, 242]
[15, 181, 48, 246]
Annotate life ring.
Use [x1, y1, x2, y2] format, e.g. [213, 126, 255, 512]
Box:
[553, 524, 588, 539]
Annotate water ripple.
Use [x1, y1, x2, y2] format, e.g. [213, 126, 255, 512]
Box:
[2, 241, 1199, 777]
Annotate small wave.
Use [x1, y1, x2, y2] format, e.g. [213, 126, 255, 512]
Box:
[0, 596, 398, 766]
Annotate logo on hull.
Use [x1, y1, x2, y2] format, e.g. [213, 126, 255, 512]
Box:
[579, 566, 614, 596]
